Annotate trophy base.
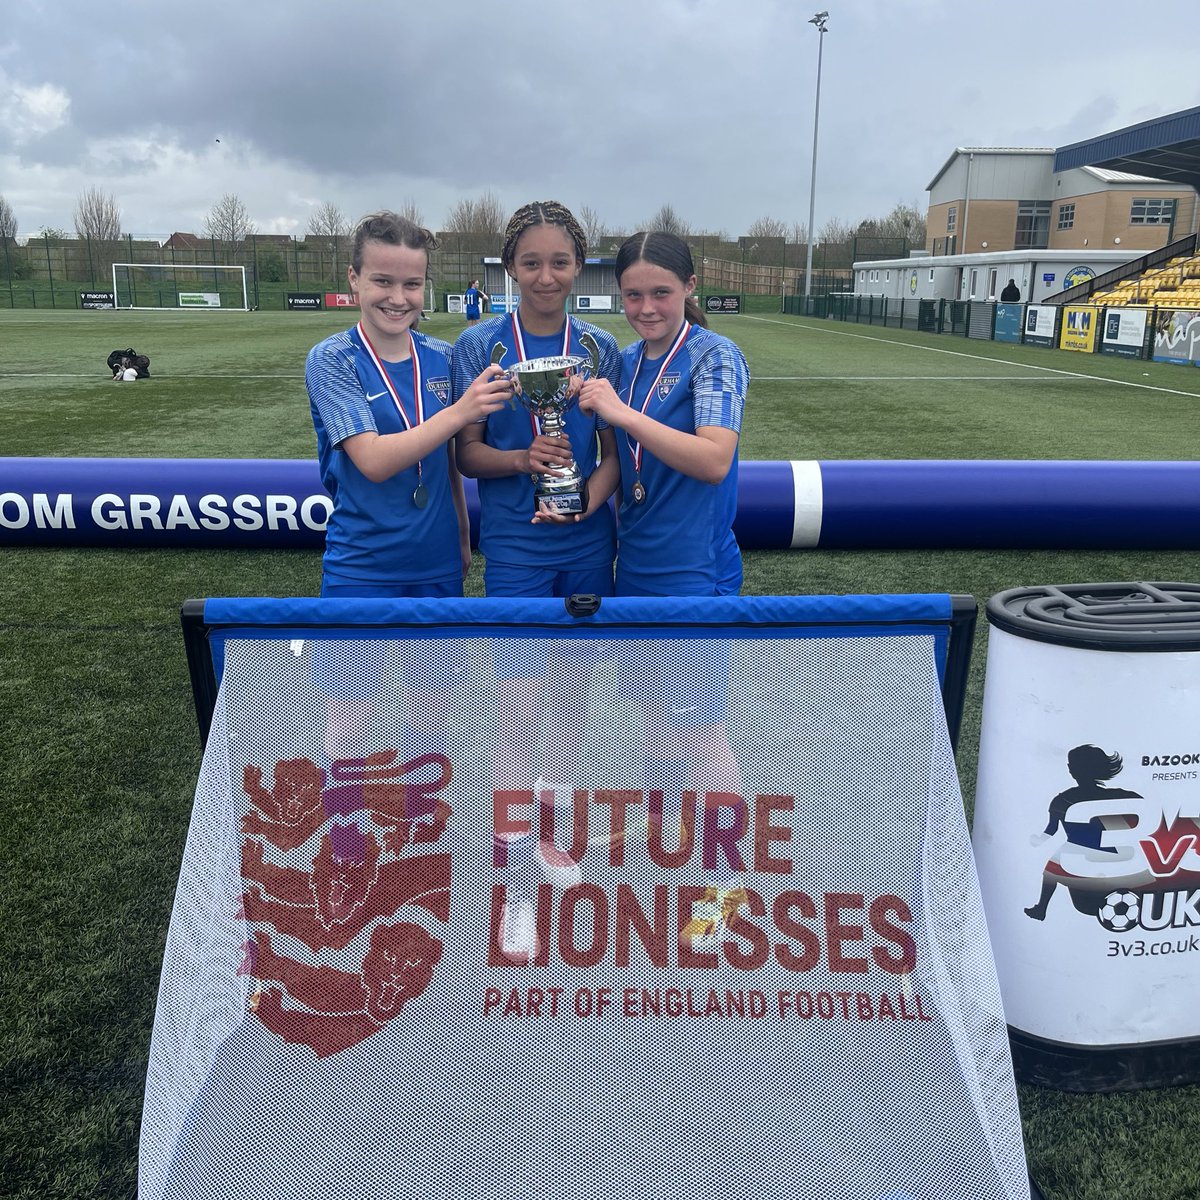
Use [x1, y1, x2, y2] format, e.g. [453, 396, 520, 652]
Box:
[536, 478, 588, 517]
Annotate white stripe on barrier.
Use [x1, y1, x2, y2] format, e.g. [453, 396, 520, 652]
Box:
[790, 459, 823, 548]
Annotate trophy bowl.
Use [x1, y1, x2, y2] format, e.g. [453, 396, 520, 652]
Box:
[507, 354, 589, 408]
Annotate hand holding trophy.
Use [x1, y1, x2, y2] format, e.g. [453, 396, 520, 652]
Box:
[491, 333, 601, 516]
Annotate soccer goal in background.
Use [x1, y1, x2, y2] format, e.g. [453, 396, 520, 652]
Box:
[112, 263, 249, 311]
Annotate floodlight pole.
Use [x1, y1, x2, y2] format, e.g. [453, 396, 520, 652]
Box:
[803, 10, 828, 311]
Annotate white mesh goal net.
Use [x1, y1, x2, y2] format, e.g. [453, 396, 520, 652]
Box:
[142, 595, 1028, 1200]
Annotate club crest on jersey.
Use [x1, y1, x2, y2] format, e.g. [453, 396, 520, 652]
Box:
[657, 373, 681, 399]
[426, 376, 451, 405]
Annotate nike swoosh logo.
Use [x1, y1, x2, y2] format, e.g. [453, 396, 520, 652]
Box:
[365, 390, 388, 402]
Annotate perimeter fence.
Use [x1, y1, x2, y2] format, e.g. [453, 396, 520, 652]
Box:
[816, 294, 1195, 365]
[0, 231, 858, 311]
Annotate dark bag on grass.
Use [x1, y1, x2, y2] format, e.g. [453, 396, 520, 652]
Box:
[107, 347, 136, 375]
[106, 348, 150, 378]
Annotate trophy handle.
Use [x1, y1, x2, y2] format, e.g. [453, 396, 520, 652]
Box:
[490, 342, 507, 367]
[579, 332, 600, 378]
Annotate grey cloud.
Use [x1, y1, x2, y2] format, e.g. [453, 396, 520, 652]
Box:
[4, 0, 1199, 238]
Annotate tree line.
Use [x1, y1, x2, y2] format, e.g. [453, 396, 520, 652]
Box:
[0, 189, 926, 257]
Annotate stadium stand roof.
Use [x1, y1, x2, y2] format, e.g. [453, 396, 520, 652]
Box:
[1054, 105, 1200, 193]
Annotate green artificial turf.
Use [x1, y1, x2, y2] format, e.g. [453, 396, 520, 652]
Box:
[2, 307, 1199, 1199]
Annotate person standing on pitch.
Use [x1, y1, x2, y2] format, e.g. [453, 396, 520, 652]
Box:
[451, 201, 622, 919]
[464, 278, 487, 325]
[578, 230, 749, 818]
[307, 211, 509, 598]
[578, 230, 748, 597]
[304, 211, 511, 763]
[452, 199, 621, 593]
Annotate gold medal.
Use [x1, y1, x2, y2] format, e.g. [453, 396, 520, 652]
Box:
[632, 479, 647, 505]
[413, 484, 429, 509]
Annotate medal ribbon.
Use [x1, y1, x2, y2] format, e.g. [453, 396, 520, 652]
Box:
[511, 313, 571, 438]
[625, 321, 690, 476]
[356, 323, 424, 482]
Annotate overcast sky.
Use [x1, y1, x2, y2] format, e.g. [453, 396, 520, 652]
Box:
[3, 0, 1198, 244]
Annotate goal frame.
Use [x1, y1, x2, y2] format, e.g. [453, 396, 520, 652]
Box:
[111, 263, 249, 312]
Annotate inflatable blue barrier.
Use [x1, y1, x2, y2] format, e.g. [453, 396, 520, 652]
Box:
[2, 457, 1199, 550]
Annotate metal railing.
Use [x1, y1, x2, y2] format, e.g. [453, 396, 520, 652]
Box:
[1043, 233, 1198, 305]
[818, 295, 1183, 362]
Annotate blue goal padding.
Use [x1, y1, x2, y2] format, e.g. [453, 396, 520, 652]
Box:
[202, 591, 955, 632]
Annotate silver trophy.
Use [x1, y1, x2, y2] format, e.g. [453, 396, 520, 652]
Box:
[491, 333, 600, 516]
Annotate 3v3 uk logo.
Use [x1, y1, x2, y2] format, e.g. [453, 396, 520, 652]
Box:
[1024, 743, 1200, 936]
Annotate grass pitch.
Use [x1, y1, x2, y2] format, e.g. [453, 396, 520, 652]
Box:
[2, 307, 1199, 1199]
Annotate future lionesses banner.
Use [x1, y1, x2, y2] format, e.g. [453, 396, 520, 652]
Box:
[142, 595, 1028, 1200]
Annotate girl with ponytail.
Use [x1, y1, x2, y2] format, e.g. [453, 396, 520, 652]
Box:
[579, 230, 749, 597]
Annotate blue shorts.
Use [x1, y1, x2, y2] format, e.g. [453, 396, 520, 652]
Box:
[482, 559, 613, 679]
[484, 560, 613, 600]
[617, 567, 743, 599]
[320, 576, 462, 599]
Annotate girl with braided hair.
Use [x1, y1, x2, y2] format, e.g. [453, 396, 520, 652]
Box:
[451, 199, 621, 599]
[451, 203, 623, 873]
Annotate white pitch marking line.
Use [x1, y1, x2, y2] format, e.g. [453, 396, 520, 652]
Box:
[744, 315, 1200, 400]
[753, 375, 1096, 382]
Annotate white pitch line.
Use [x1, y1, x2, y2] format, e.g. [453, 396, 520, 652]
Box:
[744, 314, 1200, 400]
[754, 375, 1097, 382]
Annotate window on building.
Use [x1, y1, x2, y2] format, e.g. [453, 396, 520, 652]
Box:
[928, 269, 934, 283]
[1130, 198, 1175, 225]
[885, 270, 891, 283]
[1015, 201, 1051, 249]
[947, 206, 957, 233]
[1057, 203, 1075, 230]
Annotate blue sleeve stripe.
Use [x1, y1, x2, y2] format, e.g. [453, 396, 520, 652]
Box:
[691, 333, 748, 431]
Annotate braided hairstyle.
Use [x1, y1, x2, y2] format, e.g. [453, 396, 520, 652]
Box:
[501, 201, 587, 272]
[615, 231, 706, 328]
[350, 211, 438, 273]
